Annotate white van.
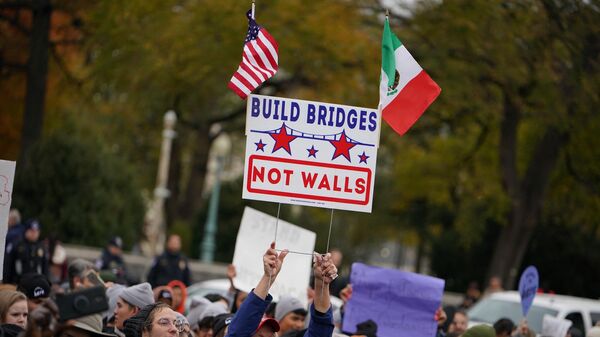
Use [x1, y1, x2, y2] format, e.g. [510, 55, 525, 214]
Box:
[467, 291, 600, 336]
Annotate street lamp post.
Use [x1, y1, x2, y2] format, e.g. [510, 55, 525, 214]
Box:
[200, 133, 230, 263]
[142, 110, 177, 257]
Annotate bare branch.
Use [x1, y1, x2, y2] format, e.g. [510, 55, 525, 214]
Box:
[49, 44, 83, 86]
[0, 12, 30, 35]
[0, 1, 32, 9]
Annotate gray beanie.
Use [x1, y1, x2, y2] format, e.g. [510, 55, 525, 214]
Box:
[186, 301, 227, 330]
[275, 296, 306, 322]
[120, 283, 155, 309]
[104, 284, 125, 319]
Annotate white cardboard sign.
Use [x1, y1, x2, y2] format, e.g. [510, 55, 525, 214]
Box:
[232, 207, 316, 304]
[242, 94, 381, 213]
[541, 314, 572, 337]
[0, 160, 16, 281]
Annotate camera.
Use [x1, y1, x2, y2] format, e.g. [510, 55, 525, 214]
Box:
[55, 286, 109, 321]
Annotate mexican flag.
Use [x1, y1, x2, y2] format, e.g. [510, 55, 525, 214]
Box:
[379, 18, 441, 135]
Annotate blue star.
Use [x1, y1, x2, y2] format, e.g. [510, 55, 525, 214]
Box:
[307, 145, 318, 158]
[255, 139, 266, 152]
[358, 151, 369, 164]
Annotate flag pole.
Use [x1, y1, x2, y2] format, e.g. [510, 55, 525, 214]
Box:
[252, 0, 256, 19]
[385, 8, 389, 19]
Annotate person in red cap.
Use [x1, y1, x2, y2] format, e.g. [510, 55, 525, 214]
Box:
[225, 242, 337, 337]
[254, 317, 279, 337]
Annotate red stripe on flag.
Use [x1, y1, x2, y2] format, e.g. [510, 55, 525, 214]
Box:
[261, 29, 279, 53]
[255, 37, 277, 71]
[233, 71, 255, 93]
[382, 71, 441, 135]
[228, 81, 248, 99]
[246, 42, 273, 77]
[239, 61, 263, 85]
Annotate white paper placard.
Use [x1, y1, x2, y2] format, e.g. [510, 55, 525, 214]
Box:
[0, 160, 16, 281]
[232, 207, 316, 304]
[243, 94, 381, 213]
[541, 314, 572, 337]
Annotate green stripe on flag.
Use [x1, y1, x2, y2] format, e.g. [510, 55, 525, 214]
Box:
[382, 18, 403, 88]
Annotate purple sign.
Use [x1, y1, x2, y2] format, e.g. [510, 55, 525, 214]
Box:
[342, 263, 445, 337]
[518, 265, 539, 316]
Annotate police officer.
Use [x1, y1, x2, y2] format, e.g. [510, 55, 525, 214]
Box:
[147, 234, 191, 287]
[4, 219, 49, 284]
[96, 236, 128, 284]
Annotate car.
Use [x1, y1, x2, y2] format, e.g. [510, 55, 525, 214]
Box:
[467, 291, 600, 336]
[185, 278, 231, 312]
[184, 278, 344, 313]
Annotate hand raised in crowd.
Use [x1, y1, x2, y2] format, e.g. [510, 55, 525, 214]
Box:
[434, 306, 447, 326]
[339, 284, 353, 304]
[517, 319, 530, 336]
[263, 242, 288, 279]
[313, 252, 338, 285]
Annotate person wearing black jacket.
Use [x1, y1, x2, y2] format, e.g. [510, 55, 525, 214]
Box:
[147, 234, 190, 288]
[4, 220, 48, 284]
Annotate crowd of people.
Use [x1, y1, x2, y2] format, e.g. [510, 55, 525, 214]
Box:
[2, 208, 600, 337]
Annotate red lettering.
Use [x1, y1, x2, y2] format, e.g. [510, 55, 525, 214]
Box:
[252, 166, 265, 182]
[302, 172, 318, 188]
[317, 175, 331, 190]
[283, 169, 293, 185]
[332, 175, 342, 192]
[343, 176, 352, 193]
[268, 168, 281, 184]
[355, 178, 366, 194]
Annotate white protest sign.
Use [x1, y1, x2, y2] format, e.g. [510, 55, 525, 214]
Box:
[243, 94, 381, 213]
[232, 207, 316, 304]
[541, 314, 572, 337]
[0, 160, 16, 281]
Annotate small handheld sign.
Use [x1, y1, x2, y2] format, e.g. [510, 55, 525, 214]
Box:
[518, 265, 539, 317]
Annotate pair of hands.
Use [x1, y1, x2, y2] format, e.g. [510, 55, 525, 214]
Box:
[262, 242, 338, 285]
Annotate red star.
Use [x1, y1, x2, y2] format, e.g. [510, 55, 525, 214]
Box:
[270, 124, 297, 155]
[358, 151, 370, 164]
[255, 139, 266, 152]
[330, 131, 356, 162]
[307, 145, 318, 158]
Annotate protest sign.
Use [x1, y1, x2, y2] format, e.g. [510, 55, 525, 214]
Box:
[343, 263, 445, 337]
[242, 94, 381, 213]
[0, 160, 16, 281]
[541, 314, 572, 337]
[231, 207, 316, 304]
[518, 265, 539, 317]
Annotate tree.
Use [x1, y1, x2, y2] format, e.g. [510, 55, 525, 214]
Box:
[85, 0, 381, 231]
[393, 0, 600, 288]
[13, 127, 145, 248]
[0, 0, 88, 160]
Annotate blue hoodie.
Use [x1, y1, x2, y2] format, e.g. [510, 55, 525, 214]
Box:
[226, 291, 334, 337]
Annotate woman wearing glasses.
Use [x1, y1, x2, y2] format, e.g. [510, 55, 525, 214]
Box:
[123, 302, 182, 337]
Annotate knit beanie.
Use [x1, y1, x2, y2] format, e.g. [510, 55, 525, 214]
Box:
[123, 304, 158, 337]
[120, 283, 155, 309]
[462, 325, 496, 337]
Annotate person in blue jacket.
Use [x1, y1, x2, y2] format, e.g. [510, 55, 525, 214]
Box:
[226, 242, 337, 337]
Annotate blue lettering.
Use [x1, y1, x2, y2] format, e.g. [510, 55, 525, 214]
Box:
[318, 105, 327, 125]
[273, 100, 281, 119]
[328, 106, 335, 126]
[307, 104, 316, 124]
[290, 102, 300, 121]
[368, 112, 377, 131]
[359, 110, 367, 131]
[336, 108, 345, 127]
[251, 97, 260, 117]
[262, 99, 272, 118]
[348, 109, 358, 128]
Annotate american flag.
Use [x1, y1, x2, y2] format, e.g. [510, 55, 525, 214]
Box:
[228, 11, 279, 99]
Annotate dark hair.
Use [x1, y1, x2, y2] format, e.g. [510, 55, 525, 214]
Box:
[204, 294, 229, 305]
[493, 318, 515, 335]
[264, 302, 276, 318]
[291, 308, 308, 317]
[143, 302, 172, 333]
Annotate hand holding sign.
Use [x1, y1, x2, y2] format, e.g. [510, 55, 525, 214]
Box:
[263, 242, 288, 279]
[518, 266, 539, 317]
